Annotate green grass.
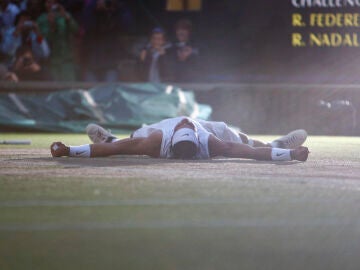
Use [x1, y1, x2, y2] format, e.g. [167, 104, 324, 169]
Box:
[0, 133, 123, 148]
[0, 135, 360, 270]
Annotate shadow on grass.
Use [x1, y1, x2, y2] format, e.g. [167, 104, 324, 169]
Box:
[25, 156, 304, 168]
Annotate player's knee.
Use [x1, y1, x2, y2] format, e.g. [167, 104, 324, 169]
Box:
[239, 133, 249, 144]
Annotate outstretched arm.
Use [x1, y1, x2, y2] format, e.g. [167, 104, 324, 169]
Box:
[90, 134, 161, 157]
[208, 135, 309, 161]
[51, 131, 162, 158]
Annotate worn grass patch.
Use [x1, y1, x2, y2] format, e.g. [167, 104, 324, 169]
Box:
[0, 135, 360, 270]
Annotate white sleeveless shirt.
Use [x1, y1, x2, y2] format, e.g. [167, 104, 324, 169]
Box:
[132, 117, 211, 159]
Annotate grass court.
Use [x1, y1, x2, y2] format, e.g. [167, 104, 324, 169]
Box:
[0, 133, 359, 270]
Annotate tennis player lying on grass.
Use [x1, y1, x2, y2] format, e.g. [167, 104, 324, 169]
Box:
[51, 116, 310, 161]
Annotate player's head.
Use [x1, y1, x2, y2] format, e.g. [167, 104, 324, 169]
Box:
[171, 118, 199, 159]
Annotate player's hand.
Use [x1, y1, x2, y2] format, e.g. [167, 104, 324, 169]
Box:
[290, 146, 310, 162]
[50, 142, 69, 157]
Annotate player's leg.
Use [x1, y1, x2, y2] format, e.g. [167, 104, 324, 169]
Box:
[199, 120, 278, 147]
[199, 120, 241, 142]
[86, 124, 118, 143]
[86, 123, 153, 142]
[237, 132, 269, 147]
[269, 129, 307, 149]
[200, 120, 307, 149]
[243, 129, 308, 149]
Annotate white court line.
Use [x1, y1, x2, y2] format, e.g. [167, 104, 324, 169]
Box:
[0, 218, 359, 232]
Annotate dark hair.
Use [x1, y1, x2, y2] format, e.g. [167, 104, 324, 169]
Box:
[172, 141, 197, 159]
[175, 19, 192, 32]
[14, 11, 32, 26]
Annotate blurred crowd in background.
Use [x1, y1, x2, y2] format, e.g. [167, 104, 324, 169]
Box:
[1, 0, 359, 85]
[0, 0, 202, 83]
[0, 0, 358, 135]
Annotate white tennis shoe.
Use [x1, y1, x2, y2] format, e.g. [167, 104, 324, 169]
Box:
[86, 123, 117, 143]
[272, 129, 307, 149]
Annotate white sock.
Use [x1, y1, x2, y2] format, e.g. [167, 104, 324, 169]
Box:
[69, 144, 91, 157]
[271, 148, 291, 161]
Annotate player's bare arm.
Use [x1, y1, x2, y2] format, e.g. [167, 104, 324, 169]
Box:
[51, 131, 163, 158]
[208, 134, 309, 161]
[90, 131, 162, 157]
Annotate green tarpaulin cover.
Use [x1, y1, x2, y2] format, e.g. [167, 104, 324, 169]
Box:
[0, 83, 212, 133]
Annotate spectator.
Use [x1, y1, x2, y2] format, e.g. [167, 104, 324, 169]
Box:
[81, 0, 129, 82]
[36, 0, 79, 81]
[17, 0, 28, 11]
[0, 63, 18, 82]
[24, 0, 45, 19]
[60, 0, 85, 22]
[170, 18, 199, 82]
[0, 0, 20, 30]
[0, 10, 50, 66]
[139, 27, 173, 83]
[12, 45, 52, 81]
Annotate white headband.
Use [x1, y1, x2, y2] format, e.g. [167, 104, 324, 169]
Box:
[171, 128, 199, 147]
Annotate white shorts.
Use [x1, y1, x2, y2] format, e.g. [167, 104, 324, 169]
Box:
[131, 126, 158, 138]
[198, 120, 244, 143]
[131, 119, 246, 144]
